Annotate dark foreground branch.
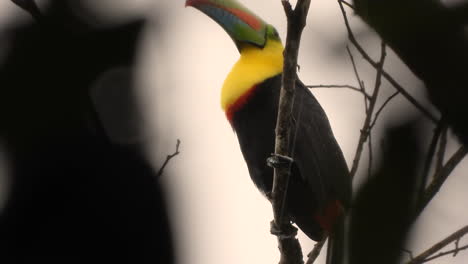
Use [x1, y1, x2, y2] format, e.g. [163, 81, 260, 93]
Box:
[270, 0, 312, 263]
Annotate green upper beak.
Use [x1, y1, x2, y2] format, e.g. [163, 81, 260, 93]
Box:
[186, 0, 268, 49]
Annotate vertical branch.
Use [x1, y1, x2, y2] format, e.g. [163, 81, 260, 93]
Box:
[349, 42, 387, 179]
[347, 46, 369, 112]
[270, 0, 311, 263]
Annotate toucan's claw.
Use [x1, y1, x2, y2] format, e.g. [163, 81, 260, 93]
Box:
[270, 220, 298, 239]
[267, 153, 294, 168]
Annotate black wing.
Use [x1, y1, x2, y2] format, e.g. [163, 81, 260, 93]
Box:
[289, 79, 351, 210]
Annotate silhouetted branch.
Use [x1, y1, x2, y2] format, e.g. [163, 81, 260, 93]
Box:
[347, 46, 369, 112]
[407, 225, 468, 264]
[307, 84, 371, 99]
[417, 145, 468, 215]
[349, 41, 386, 179]
[270, 0, 312, 262]
[369, 91, 400, 129]
[338, 0, 438, 123]
[156, 139, 181, 178]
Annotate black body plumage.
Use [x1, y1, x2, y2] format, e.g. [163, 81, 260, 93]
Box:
[230, 74, 351, 240]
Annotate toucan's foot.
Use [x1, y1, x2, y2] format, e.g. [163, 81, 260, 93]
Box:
[270, 221, 297, 239]
[267, 153, 293, 169]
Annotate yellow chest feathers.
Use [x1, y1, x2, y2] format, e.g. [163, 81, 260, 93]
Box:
[221, 40, 284, 111]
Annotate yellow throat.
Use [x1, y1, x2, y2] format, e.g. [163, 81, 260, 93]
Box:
[221, 40, 284, 111]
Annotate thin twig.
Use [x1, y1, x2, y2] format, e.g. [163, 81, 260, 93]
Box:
[305, 236, 328, 264]
[156, 139, 181, 178]
[347, 46, 369, 112]
[369, 91, 400, 129]
[423, 244, 468, 262]
[349, 42, 387, 179]
[416, 145, 468, 216]
[338, 0, 438, 123]
[407, 225, 468, 264]
[307, 84, 371, 99]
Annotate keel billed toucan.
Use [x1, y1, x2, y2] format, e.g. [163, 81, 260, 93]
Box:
[186, 0, 351, 262]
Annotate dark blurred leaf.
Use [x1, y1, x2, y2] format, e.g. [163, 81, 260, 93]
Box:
[349, 120, 424, 264]
[0, 1, 174, 263]
[353, 0, 468, 146]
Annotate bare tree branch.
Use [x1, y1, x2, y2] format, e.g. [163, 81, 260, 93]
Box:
[349, 41, 386, 179]
[270, 0, 312, 262]
[407, 225, 468, 264]
[156, 139, 181, 178]
[369, 91, 400, 129]
[347, 46, 369, 112]
[338, 0, 438, 123]
[423, 244, 468, 263]
[307, 84, 371, 99]
[416, 144, 468, 215]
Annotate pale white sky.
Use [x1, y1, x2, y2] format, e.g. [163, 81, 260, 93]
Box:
[0, 1, 467, 263]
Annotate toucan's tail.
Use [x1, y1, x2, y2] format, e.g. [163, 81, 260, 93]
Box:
[326, 215, 345, 264]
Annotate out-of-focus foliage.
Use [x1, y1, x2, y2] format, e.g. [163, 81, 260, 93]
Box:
[349, 120, 424, 264]
[0, 1, 174, 262]
[354, 0, 468, 146]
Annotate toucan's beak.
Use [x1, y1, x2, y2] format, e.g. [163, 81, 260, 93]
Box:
[186, 0, 268, 50]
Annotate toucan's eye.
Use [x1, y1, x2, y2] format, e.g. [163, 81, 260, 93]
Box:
[273, 29, 279, 38]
